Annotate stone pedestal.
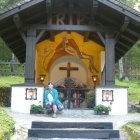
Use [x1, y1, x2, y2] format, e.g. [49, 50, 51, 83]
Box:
[95, 86, 128, 115]
[11, 84, 44, 113]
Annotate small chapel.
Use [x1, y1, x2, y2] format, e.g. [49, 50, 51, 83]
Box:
[0, 0, 139, 114]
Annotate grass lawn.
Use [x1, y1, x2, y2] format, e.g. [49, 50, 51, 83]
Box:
[0, 75, 24, 87]
[115, 78, 140, 102]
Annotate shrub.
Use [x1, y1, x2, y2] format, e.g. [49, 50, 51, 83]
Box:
[0, 107, 15, 140]
[30, 104, 43, 111]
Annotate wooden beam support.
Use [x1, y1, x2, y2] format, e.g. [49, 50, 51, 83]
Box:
[36, 30, 46, 43]
[13, 14, 26, 43]
[25, 24, 118, 32]
[105, 33, 116, 86]
[115, 16, 130, 41]
[89, 0, 98, 24]
[97, 32, 105, 46]
[25, 27, 36, 84]
[46, 0, 52, 24]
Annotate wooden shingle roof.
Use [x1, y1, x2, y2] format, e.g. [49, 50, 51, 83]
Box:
[0, 0, 139, 63]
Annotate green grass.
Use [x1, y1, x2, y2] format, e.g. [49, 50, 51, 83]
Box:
[0, 75, 24, 87]
[115, 79, 140, 102]
[0, 75, 140, 102]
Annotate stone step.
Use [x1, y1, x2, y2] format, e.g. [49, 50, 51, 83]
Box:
[32, 121, 113, 129]
[28, 129, 120, 139]
[26, 137, 119, 140]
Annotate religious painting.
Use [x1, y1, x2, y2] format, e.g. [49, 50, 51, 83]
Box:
[25, 88, 37, 100]
[102, 90, 113, 101]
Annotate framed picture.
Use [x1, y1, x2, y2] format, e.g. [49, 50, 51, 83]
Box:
[25, 88, 37, 100]
[102, 90, 113, 101]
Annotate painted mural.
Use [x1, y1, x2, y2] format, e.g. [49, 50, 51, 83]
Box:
[35, 32, 105, 86]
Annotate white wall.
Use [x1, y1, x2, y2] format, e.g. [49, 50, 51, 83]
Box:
[11, 85, 44, 113]
[96, 87, 128, 115]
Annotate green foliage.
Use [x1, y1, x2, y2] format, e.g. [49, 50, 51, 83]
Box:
[30, 104, 43, 111]
[0, 87, 11, 107]
[122, 121, 140, 140]
[129, 123, 140, 131]
[115, 79, 140, 102]
[86, 94, 95, 103]
[0, 0, 21, 10]
[94, 104, 111, 112]
[126, 40, 140, 64]
[0, 107, 15, 140]
[118, 0, 140, 10]
[0, 38, 12, 60]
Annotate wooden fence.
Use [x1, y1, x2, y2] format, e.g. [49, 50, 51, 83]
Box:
[0, 60, 140, 80]
[0, 60, 24, 75]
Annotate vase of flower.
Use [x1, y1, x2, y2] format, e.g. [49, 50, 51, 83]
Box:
[30, 104, 44, 114]
[94, 104, 111, 115]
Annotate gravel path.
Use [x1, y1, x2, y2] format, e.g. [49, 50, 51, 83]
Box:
[5, 108, 140, 140]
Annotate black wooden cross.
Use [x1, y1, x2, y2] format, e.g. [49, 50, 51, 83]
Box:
[59, 62, 79, 78]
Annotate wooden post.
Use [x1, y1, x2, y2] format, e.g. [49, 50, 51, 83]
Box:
[105, 33, 116, 86]
[25, 27, 36, 84]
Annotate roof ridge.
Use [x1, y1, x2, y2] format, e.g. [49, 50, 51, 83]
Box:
[0, 0, 140, 17]
[0, 0, 32, 14]
[108, 0, 140, 16]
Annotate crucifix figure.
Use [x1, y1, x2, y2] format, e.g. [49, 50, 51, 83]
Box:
[59, 62, 79, 78]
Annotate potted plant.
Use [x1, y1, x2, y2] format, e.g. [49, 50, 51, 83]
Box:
[30, 104, 44, 114]
[86, 93, 95, 108]
[94, 104, 111, 115]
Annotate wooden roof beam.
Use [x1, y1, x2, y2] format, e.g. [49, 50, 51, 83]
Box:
[0, 0, 44, 20]
[126, 28, 140, 39]
[26, 24, 118, 32]
[97, 0, 140, 22]
[115, 47, 126, 55]
[13, 14, 26, 43]
[46, 0, 52, 25]
[115, 16, 130, 41]
[89, 0, 98, 24]
[117, 41, 130, 49]
[115, 46, 127, 53]
[121, 35, 135, 43]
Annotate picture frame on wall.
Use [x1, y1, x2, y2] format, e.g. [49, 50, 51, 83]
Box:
[102, 90, 113, 101]
[25, 88, 37, 100]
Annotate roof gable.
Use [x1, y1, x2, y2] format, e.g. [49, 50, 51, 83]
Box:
[0, 0, 139, 63]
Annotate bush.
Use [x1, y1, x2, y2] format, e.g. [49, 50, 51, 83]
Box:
[0, 107, 15, 140]
[0, 86, 11, 106]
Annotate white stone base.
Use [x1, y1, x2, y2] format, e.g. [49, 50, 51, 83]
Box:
[11, 85, 44, 113]
[95, 86, 128, 115]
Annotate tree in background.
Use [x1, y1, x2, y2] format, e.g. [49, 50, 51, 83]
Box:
[0, 38, 12, 60]
[119, 0, 140, 11]
[0, 0, 20, 10]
